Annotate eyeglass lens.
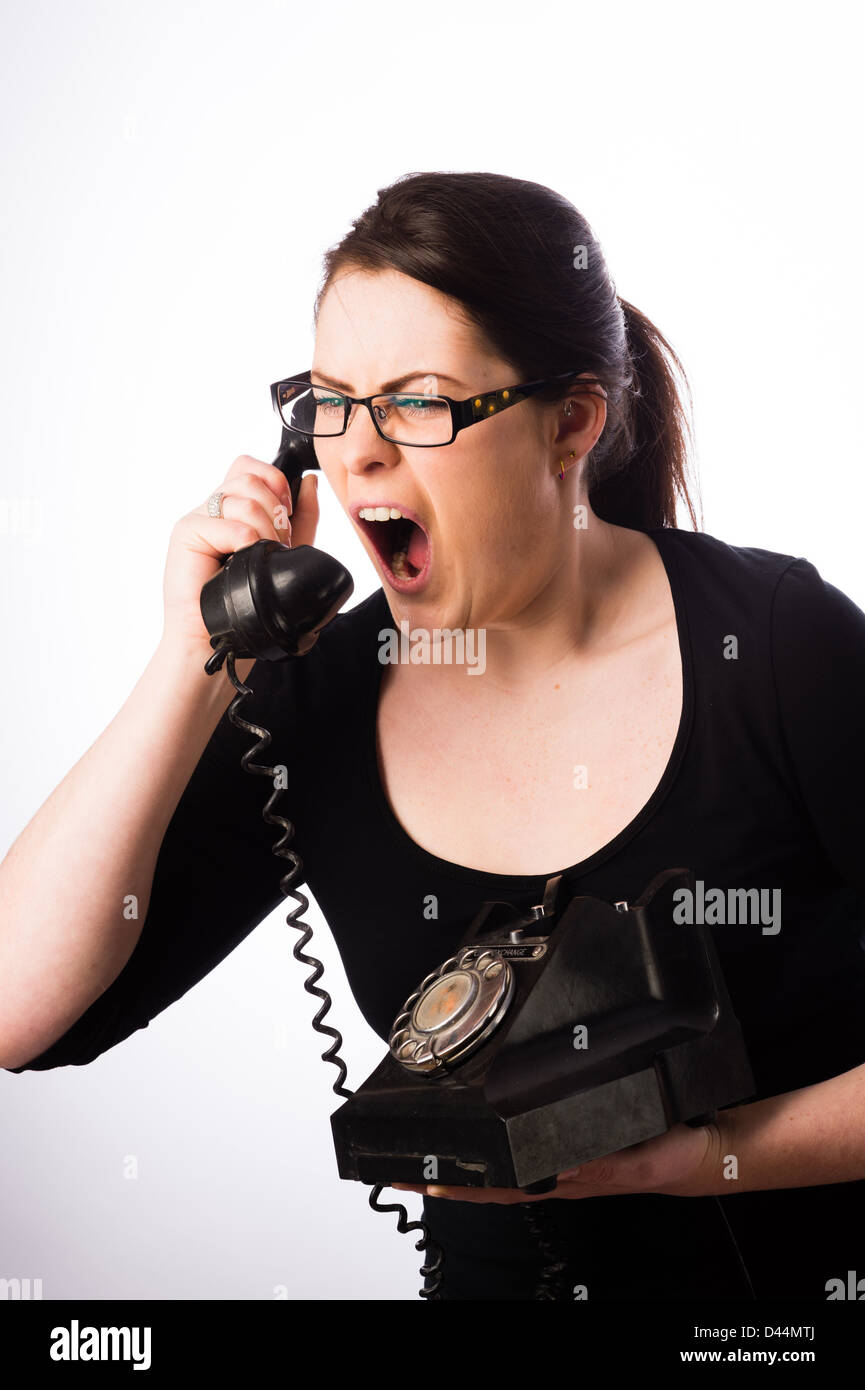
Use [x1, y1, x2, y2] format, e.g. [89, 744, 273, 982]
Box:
[277, 381, 452, 445]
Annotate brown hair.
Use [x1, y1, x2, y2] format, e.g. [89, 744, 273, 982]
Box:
[313, 171, 700, 531]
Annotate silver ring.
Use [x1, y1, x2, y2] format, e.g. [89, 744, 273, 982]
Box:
[206, 490, 226, 518]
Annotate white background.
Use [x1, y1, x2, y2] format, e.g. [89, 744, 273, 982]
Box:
[1, 0, 862, 1301]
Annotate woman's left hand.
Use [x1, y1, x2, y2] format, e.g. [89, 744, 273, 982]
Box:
[390, 1119, 726, 1204]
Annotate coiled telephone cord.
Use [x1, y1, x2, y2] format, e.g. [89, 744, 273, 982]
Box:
[223, 653, 445, 1299]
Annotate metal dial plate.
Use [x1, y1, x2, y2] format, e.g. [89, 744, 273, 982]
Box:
[389, 949, 515, 1074]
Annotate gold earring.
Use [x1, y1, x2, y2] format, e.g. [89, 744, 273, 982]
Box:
[557, 449, 577, 480]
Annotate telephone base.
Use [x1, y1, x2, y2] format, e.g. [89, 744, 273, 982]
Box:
[331, 868, 755, 1192]
[332, 1017, 752, 1191]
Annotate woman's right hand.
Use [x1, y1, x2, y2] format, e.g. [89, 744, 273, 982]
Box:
[161, 455, 320, 666]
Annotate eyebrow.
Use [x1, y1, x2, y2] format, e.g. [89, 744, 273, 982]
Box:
[309, 368, 466, 394]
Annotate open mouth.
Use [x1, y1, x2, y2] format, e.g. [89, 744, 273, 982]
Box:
[355, 509, 431, 584]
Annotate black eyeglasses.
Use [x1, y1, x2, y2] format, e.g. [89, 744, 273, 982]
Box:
[270, 369, 585, 447]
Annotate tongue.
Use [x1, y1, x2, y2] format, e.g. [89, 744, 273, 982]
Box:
[406, 521, 428, 572]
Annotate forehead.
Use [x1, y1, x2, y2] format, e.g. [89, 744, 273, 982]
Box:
[314, 268, 484, 381]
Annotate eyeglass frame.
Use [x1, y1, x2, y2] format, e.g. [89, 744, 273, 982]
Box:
[269, 368, 588, 447]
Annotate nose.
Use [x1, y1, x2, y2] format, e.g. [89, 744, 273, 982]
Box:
[339, 399, 401, 478]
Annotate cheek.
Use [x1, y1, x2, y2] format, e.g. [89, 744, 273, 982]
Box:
[445, 497, 537, 575]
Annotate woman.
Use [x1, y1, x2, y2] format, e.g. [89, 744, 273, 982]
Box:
[3, 171, 864, 1301]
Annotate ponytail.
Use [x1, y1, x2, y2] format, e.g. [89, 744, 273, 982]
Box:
[587, 298, 700, 530]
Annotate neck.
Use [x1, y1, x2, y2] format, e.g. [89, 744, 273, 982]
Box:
[478, 510, 658, 694]
[388, 505, 662, 697]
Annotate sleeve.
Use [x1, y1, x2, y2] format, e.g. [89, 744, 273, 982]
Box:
[770, 556, 865, 893]
[5, 656, 312, 1071]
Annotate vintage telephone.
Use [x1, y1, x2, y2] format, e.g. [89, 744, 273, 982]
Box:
[198, 421, 757, 1300]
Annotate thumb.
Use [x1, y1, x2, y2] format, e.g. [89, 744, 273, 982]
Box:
[288, 471, 320, 549]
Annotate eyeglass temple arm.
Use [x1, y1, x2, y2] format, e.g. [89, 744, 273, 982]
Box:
[452, 371, 583, 432]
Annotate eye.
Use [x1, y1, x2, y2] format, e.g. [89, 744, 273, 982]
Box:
[391, 395, 448, 416]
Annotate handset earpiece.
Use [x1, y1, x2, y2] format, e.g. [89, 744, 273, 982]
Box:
[274, 423, 320, 513]
[199, 427, 352, 671]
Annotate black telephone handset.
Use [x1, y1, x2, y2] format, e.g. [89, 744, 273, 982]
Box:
[199, 427, 353, 672]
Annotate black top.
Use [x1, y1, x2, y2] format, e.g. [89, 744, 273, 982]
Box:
[10, 526, 865, 1300]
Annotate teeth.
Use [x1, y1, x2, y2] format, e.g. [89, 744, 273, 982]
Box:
[391, 549, 410, 578]
[359, 506, 404, 521]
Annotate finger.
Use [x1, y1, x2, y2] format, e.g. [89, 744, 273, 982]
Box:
[558, 1155, 620, 1184]
[392, 1178, 557, 1203]
[201, 475, 292, 539]
[288, 473, 320, 549]
[223, 455, 294, 507]
[424, 1184, 550, 1204]
[549, 1178, 622, 1199]
[182, 516, 263, 560]
[293, 471, 319, 516]
[209, 497, 280, 544]
[200, 489, 287, 542]
[204, 468, 291, 519]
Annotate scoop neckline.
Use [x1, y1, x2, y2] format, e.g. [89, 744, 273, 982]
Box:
[362, 525, 695, 888]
